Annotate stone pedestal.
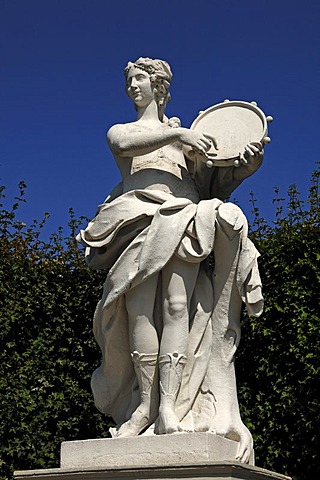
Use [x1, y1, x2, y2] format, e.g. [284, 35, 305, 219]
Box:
[14, 433, 291, 480]
[60, 433, 254, 469]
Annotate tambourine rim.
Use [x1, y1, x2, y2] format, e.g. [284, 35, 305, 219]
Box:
[190, 100, 268, 131]
[189, 100, 268, 166]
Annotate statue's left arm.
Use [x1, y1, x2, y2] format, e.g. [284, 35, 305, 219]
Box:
[209, 141, 264, 200]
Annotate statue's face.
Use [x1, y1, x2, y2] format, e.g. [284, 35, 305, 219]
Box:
[126, 66, 154, 107]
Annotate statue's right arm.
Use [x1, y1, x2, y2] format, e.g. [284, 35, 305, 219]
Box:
[107, 123, 180, 157]
[107, 123, 216, 158]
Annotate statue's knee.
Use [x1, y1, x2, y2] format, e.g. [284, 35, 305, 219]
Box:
[217, 203, 247, 237]
[165, 294, 187, 318]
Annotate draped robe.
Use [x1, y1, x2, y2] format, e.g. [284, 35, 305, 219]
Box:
[77, 163, 263, 436]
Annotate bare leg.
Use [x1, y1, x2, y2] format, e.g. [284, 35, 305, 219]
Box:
[115, 274, 159, 437]
[126, 273, 159, 354]
[158, 256, 199, 434]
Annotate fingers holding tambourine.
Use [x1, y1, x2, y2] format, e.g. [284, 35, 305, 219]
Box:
[182, 130, 219, 165]
[196, 133, 218, 154]
[240, 141, 264, 166]
[203, 133, 219, 151]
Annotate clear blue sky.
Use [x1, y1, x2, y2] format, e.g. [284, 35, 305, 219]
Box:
[1, 0, 319, 238]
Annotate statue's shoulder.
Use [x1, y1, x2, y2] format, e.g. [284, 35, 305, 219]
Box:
[107, 121, 144, 155]
[106, 123, 130, 150]
[107, 123, 125, 141]
[107, 121, 141, 139]
[107, 122, 153, 150]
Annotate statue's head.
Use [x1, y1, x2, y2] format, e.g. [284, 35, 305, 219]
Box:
[124, 57, 173, 118]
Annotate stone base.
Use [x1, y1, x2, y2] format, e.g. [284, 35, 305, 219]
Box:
[14, 463, 292, 480]
[60, 432, 254, 469]
[14, 434, 292, 480]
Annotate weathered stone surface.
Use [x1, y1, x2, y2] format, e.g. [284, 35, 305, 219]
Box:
[75, 57, 269, 464]
[12, 57, 287, 480]
[60, 433, 253, 469]
[14, 462, 291, 480]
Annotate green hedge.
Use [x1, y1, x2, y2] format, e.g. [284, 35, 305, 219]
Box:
[1, 168, 319, 480]
[237, 168, 320, 479]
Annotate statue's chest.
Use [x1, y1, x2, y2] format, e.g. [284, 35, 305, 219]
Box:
[131, 143, 185, 178]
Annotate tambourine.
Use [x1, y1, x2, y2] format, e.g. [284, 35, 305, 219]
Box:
[187, 100, 273, 167]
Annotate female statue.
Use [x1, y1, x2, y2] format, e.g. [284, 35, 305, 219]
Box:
[77, 57, 264, 463]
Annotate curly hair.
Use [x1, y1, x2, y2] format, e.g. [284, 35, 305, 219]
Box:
[124, 57, 173, 106]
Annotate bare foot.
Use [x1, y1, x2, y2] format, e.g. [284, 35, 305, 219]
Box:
[115, 404, 150, 438]
[158, 405, 181, 434]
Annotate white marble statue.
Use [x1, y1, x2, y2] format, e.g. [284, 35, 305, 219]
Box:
[77, 57, 264, 464]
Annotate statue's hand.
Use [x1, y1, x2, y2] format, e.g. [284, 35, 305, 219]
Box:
[239, 141, 264, 169]
[178, 128, 218, 156]
[211, 418, 253, 464]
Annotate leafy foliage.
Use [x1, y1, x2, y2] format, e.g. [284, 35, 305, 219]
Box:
[0, 183, 109, 479]
[237, 165, 320, 480]
[0, 167, 319, 480]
